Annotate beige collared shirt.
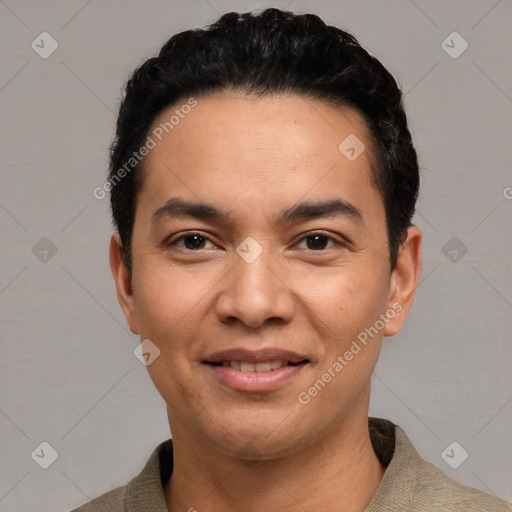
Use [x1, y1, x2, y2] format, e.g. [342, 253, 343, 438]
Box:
[71, 417, 511, 511]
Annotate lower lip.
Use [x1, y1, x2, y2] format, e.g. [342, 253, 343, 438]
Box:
[205, 363, 308, 393]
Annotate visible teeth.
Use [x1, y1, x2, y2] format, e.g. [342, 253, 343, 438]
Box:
[255, 361, 271, 372]
[222, 360, 286, 372]
[240, 362, 255, 372]
[229, 360, 241, 370]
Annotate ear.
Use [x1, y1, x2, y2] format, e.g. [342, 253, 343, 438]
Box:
[383, 225, 422, 337]
[109, 233, 139, 334]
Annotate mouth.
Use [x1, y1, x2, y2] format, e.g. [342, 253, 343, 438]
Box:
[206, 359, 308, 372]
[203, 348, 310, 392]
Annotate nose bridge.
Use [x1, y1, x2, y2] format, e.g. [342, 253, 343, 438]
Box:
[215, 240, 294, 327]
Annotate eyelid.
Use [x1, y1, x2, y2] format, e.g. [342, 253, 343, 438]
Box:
[294, 230, 344, 250]
[165, 229, 345, 252]
[165, 231, 217, 250]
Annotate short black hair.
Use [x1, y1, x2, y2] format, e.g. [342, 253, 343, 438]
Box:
[108, 8, 419, 274]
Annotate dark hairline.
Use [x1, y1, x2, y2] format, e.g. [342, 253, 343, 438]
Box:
[133, 88, 386, 223]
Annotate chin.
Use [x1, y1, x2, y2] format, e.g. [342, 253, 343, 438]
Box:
[205, 414, 305, 459]
[223, 433, 300, 461]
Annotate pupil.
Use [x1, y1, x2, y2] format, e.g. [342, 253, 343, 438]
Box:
[185, 235, 204, 250]
[307, 235, 327, 250]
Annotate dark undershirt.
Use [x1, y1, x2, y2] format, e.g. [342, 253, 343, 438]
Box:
[157, 417, 396, 487]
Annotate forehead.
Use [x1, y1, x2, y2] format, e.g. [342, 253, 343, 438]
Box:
[146, 92, 375, 166]
[137, 93, 383, 226]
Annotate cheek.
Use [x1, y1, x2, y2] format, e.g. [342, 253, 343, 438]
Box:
[133, 262, 206, 332]
[133, 266, 210, 402]
[297, 264, 389, 336]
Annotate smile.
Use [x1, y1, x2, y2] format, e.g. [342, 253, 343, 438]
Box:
[209, 360, 305, 372]
[203, 348, 310, 392]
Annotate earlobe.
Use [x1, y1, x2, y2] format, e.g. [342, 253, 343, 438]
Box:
[109, 233, 139, 334]
[383, 225, 422, 337]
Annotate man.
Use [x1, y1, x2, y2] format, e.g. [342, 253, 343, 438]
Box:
[74, 8, 511, 512]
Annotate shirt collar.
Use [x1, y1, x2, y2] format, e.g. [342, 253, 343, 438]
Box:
[122, 417, 415, 511]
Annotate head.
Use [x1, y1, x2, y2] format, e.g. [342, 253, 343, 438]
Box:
[109, 9, 419, 275]
[109, 9, 421, 458]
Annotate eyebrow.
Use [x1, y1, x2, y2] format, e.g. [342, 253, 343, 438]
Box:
[151, 197, 363, 226]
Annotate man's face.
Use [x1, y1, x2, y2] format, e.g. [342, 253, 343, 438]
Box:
[112, 93, 418, 458]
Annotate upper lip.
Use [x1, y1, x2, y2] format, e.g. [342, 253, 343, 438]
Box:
[204, 348, 308, 364]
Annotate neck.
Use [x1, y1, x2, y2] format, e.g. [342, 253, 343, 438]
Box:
[164, 412, 385, 512]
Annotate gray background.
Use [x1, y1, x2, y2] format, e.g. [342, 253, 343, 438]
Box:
[1, 0, 511, 510]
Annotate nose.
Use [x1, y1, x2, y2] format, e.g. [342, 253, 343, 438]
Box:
[214, 249, 295, 328]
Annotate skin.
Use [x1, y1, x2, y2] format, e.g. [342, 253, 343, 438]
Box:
[110, 92, 422, 512]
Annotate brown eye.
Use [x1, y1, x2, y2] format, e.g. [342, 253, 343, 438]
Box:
[182, 234, 206, 250]
[296, 231, 338, 252]
[306, 234, 330, 250]
[166, 232, 215, 251]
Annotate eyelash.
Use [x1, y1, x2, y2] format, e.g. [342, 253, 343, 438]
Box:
[165, 230, 344, 253]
